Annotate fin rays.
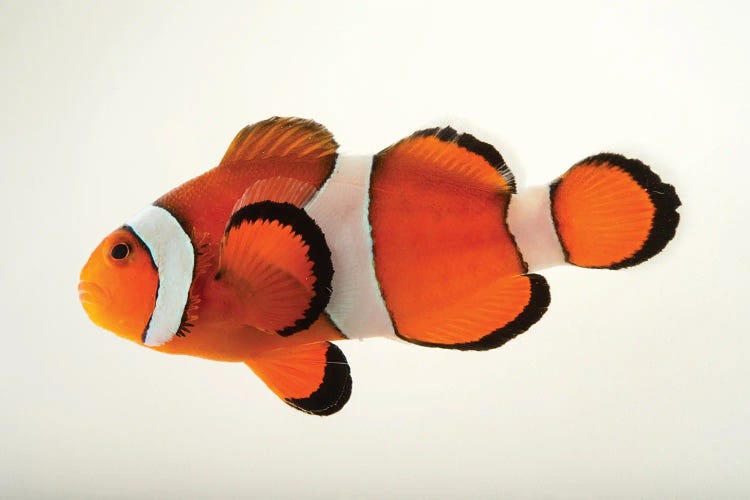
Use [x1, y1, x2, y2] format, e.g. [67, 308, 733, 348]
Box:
[550, 153, 681, 269]
[393, 274, 551, 350]
[370, 126, 545, 350]
[221, 117, 338, 164]
[246, 341, 352, 416]
[218, 201, 333, 336]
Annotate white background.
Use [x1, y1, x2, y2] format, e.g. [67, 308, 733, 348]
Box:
[2, 1, 748, 498]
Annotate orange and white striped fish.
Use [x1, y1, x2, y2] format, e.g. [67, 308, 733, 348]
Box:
[79, 117, 681, 415]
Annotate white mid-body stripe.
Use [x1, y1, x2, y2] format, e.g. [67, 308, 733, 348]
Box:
[306, 155, 396, 340]
[126, 205, 195, 346]
[506, 185, 566, 271]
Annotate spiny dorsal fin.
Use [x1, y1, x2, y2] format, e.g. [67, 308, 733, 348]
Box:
[220, 117, 338, 165]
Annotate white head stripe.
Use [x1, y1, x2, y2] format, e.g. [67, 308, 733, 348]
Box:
[126, 205, 195, 346]
[506, 185, 566, 272]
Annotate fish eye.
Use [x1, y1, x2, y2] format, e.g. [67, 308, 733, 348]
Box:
[110, 243, 130, 260]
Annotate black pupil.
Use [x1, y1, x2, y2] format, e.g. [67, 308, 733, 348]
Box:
[111, 243, 129, 260]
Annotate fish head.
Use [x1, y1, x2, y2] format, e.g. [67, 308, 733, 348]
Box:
[79, 227, 158, 344]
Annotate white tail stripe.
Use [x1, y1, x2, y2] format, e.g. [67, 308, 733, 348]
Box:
[127, 205, 195, 346]
[507, 185, 566, 271]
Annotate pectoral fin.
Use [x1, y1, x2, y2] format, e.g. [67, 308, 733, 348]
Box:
[217, 201, 333, 336]
[231, 177, 319, 214]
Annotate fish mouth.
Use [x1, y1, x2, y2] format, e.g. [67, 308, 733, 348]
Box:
[78, 280, 110, 310]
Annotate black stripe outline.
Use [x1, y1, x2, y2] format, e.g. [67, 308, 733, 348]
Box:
[128, 204, 198, 343]
[122, 225, 160, 344]
[153, 203, 199, 339]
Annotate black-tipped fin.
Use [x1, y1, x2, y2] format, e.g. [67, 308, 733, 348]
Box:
[217, 201, 333, 336]
[246, 341, 352, 416]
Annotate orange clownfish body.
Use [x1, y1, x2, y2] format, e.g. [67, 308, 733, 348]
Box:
[80, 117, 681, 415]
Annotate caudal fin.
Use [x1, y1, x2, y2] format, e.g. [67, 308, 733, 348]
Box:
[549, 153, 681, 269]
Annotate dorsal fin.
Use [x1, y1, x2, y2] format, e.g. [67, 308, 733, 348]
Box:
[383, 126, 516, 193]
[156, 118, 337, 243]
[220, 117, 338, 165]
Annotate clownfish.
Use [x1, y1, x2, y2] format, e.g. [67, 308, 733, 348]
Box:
[79, 117, 681, 415]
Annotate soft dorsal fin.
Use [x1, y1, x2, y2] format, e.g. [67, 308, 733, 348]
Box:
[220, 117, 338, 166]
[245, 340, 352, 416]
[217, 200, 333, 337]
[379, 126, 516, 193]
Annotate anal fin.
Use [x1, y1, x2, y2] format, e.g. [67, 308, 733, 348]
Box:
[394, 274, 551, 350]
